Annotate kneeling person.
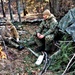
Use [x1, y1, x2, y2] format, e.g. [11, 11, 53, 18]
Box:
[1, 21, 24, 50]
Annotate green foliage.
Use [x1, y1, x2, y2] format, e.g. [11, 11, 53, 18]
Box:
[49, 35, 75, 74]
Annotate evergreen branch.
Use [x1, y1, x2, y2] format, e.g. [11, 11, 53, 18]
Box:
[62, 54, 75, 75]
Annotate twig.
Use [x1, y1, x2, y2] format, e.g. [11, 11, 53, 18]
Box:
[61, 54, 75, 75]
[59, 40, 73, 43]
[67, 61, 75, 71]
[50, 49, 61, 59]
[26, 47, 39, 57]
[54, 43, 60, 48]
[67, 70, 75, 74]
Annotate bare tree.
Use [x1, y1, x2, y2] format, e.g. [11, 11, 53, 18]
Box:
[1, 0, 6, 17]
[16, 0, 21, 23]
[8, 0, 14, 21]
[22, 0, 27, 16]
[49, 0, 60, 14]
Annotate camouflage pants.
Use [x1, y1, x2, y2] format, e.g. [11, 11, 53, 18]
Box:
[34, 34, 54, 51]
[27, 34, 54, 51]
[4, 39, 19, 48]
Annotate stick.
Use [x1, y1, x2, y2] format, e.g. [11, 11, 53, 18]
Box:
[59, 40, 73, 43]
[62, 54, 75, 75]
[26, 47, 39, 57]
[50, 49, 61, 59]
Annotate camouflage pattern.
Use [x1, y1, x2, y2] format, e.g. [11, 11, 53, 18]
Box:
[58, 8, 75, 41]
[4, 39, 19, 48]
[36, 14, 58, 36]
[58, 8, 75, 32]
[28, 14, 58, 51]
[36, 14, 58, 51]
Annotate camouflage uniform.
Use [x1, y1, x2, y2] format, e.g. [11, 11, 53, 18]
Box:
[0, 22, 24, 50]
[28, 14, 58, 51]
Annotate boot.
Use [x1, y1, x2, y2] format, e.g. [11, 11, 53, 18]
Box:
[17, 45, 25, 51]
[5, 39, 24, 50]
[9, 41, 25, 50]
[35, 45, 45, 53]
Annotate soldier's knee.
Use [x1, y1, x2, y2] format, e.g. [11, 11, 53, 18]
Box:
[45, 35, 54, 42]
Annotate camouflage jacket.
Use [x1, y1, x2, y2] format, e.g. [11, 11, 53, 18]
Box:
[36, 14, 58, 36]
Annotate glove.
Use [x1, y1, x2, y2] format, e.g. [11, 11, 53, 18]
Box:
[16, 38, 19, 42]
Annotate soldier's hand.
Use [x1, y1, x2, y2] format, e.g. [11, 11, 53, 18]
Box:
[37, 33, 41, 37]
[8, 37, 12, 40]
[39, 35, 44, 39]
[37, 33, 44, 39]
[16, 38, 19, 42]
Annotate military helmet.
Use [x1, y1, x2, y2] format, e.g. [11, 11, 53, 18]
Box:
[43, 9, 51, 16]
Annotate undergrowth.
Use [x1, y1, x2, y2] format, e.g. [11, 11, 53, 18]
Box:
[49, 34, 75, 75]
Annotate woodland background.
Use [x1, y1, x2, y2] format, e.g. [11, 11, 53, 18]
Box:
[0, 0, 75, 75]
[0, 0, 75, 21]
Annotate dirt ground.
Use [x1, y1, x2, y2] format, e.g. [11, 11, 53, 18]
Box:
[0, 24, 51, 75]
[0, 23, 71, 75]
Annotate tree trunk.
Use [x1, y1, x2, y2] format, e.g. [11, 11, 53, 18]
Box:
[16, 0, 21, 23]
[8, 0, 14, 21]
[1, 0, 6, 17]
[49, 0, 60, 14]
[49, 0, 60, 20]
[22, 0, 27, 16]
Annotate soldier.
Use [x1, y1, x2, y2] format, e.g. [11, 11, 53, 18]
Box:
[27, 9, 58, 52]
[1, 20, 24, 50]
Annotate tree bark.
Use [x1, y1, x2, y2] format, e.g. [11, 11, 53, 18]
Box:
[16, 0, 21, 23]
[8, 0, 14, 21]
[22, 0, 27, 16]
[1, 0, 6, 17]
[49, 0, 60, 14]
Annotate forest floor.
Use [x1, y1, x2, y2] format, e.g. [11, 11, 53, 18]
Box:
[0, 15, 71, 75]
[0, 23, 54, 75]
[0, 23, 71, 75]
